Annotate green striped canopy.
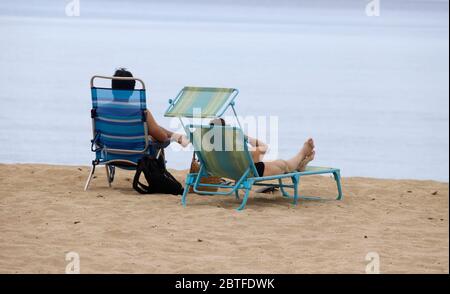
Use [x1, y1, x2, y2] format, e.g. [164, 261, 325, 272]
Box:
[186, 125, 257, 180]
[165, 87, 237, 118]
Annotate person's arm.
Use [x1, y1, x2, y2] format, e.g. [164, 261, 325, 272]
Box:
[145, 110, 169, 142]
[168, 131, 190, 147]
[246, 135, 268, 154]
[145, 110, 190, 147]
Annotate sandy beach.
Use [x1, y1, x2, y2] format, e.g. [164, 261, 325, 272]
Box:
[0, 163, 447, 274]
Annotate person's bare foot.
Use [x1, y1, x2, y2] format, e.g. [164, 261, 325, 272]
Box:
[300, 138, 315, 158]
[297, 150, 315, 172]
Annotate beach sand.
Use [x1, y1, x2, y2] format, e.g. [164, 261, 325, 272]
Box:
[0, 164, 448, 274]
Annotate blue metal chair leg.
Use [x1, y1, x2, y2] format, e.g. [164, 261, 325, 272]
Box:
[181, 187, 189, 207]
[182, 174, 193, 207]
[236, 181, 253, 211]
[292, 175, 300, 205]
[333, 171, 343, 200]
[236, 188, 251, 211]
[279, 178, 290, 198]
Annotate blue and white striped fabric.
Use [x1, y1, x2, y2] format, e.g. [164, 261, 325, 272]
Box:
[91, 87, 150, 166]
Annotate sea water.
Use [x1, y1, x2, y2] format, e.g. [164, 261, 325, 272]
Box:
[0, 0, 448, 181]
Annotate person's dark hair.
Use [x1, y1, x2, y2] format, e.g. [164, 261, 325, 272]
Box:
[209, 118, 226, 126]
[112, 68, 136, 90]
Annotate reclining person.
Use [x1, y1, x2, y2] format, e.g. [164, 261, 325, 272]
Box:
[209, 118, 315, 177]
[111, 68, 190, 147]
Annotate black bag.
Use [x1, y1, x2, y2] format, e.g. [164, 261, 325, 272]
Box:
[133, 155, 184, 195]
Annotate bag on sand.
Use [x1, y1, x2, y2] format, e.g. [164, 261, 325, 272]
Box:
[133, 155, 184, 195]
[188, 152, 221, 193]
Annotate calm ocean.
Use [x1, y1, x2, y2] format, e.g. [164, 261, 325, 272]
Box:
[0, 0, 448, 181]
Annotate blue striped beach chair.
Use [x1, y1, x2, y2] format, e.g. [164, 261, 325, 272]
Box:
[165, 86, 343, 210]
[84, 75, 169, 191]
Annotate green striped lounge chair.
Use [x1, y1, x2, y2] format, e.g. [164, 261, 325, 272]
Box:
[165, 86, 343, 210]
[84, 75, 169, 191]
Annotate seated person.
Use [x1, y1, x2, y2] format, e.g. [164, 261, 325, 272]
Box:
[111, 68, 189, 147]
[209, 118, 315, 177]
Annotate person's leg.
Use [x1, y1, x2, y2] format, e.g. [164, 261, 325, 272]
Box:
[263, 160, 291, 176]
[261, 138, 315, 177]
[250, 147, 266, 163]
